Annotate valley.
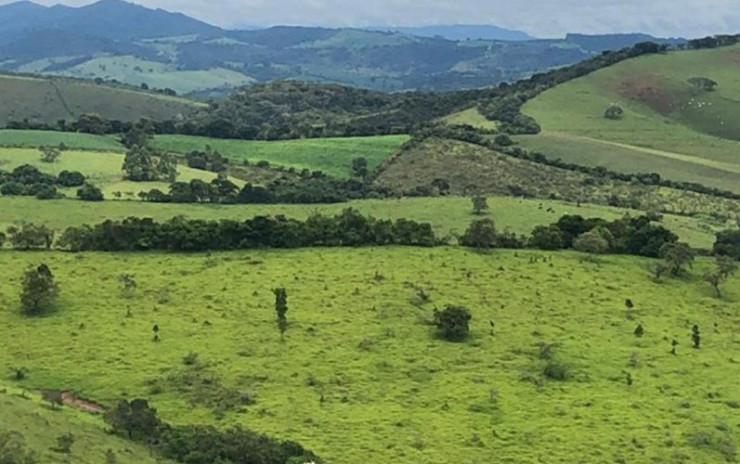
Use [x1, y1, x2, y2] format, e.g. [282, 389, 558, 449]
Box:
[0, 6, 739, 464]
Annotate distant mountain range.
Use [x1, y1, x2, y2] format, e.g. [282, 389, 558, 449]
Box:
[0, 0, 685, 95]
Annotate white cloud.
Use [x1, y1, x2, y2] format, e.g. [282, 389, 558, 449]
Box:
[2, 0, 738, 37]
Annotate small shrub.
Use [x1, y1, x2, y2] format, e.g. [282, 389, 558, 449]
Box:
[543, 361, 570, 381]
[54, 433, 74, 453]
[182, 352, 199, 366]
[434, 305, 472, 342]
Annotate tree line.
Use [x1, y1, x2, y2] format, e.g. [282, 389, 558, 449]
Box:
[55, 209, 438, 252]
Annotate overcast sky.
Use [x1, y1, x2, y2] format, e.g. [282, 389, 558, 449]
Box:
[4, 0, 739, 38]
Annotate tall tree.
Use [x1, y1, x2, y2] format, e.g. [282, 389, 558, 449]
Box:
[20, 263, 60, 316]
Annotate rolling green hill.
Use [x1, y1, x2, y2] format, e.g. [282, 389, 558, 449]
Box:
[0, 73, 203, 125]
[518, 44, 740, 193]
[1, 249, 738, 463]
[0, 386, 172, 463]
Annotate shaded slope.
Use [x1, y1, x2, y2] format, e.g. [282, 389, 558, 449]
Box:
[0, 73, 203, 124]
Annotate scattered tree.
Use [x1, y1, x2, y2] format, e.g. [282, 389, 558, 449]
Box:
[105, 449, 118, 464]
[76, 183, 104, 201]
[691, 325, 701, 349]
[660, 242, 695, 276]
[604, 104, 624, 120]
[273, 288, 288, 338]
[471, 195, 489, 215]
[434, 305, 472, 342]
[20, 264, 60, 316]
[704, 255, 738, 298]
[41, 389, 64, 409]
[634, 324, 644, 337]
[39, 146, 61, 164]
[54, 433, 74, 453]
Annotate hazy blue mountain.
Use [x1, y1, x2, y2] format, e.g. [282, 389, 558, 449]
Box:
[372, 24, 535, 41]
[0, 0, 220, 40]
[0, 0, 686, 95]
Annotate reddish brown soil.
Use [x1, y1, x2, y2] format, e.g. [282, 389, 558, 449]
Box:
[615, 74, 677, 114]
[61, 391, 106, 414]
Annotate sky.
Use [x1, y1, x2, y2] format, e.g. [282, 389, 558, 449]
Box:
[3, 0, 739, 38]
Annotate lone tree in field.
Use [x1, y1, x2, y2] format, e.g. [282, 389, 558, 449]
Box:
[660, 242, 695, 276]
[273, 287, 288, 338]
[41, 389, 64, 409]
[691, 325, 701, 349]
[21, 263, 60, 316]
[105, 399, 160, 441]
[604, 104, 624, 120]
[704, 255, 738, 298]
[39, 145, 62, 164]
[434, 305, 472, 342]
[471, 195, 489, 215]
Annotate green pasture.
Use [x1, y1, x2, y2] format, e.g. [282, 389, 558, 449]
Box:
[0, 249, 738, 463]
[153, 134, 410, 178]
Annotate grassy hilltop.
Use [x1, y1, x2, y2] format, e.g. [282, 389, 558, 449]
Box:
[0, 74, 202, 125]
[519, 44, 740, 193]
[0, 249, 738, 463]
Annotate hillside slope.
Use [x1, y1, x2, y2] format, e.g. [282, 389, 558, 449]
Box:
[0, 249, 738, 463]
[0, 73, 203, 124]
[519, 44, 740, 193]
[0, 387, 172, 463]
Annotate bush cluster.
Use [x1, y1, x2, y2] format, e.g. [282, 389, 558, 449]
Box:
[105, 398, 320, 464]
[460, 214, 679, 258]
[140, 174, 375, 205]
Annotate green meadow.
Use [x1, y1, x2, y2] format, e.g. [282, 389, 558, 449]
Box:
[0, 130, 123, 152]
[520, 45, 740, 193]
[153, 134, 410, 178]
[0, 195, 722, 249]
[1, 249, 738, 463]
[0, 147, 238, 198]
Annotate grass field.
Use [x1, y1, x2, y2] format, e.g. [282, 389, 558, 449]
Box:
[0, 385, 171, 463]
[0, 148, 236, 198]
[0, 73, 202, 125]
[441, 107, 499, 130]
[520, 45, 740, 193]
[153, 134, 410, 178]
[1, 248, 738, 463]
[0, 129, 124, 151]
[0, 195, 723, 249]
[59, 55, 255, 94]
